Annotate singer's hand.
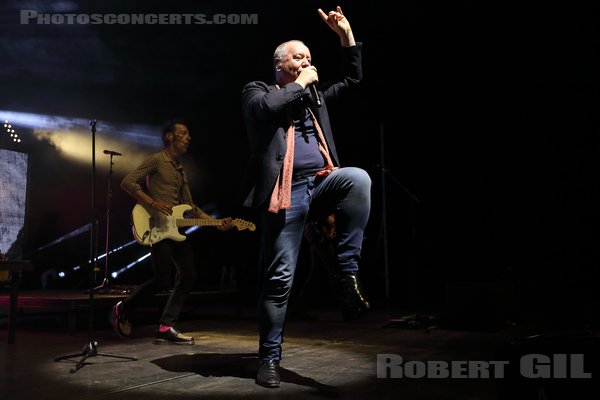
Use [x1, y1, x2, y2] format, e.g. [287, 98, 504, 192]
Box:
[318, 6, 355, 46]
[296, 66, 318, 89]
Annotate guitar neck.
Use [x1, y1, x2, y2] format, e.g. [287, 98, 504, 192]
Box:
[176, 218, 223, 227]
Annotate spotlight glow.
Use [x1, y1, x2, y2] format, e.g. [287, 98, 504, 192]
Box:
[0, 110, 163, 170]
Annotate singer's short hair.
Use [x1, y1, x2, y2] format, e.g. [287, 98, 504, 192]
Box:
[161, 118, 189, 146]
[273, 40, 306, 69]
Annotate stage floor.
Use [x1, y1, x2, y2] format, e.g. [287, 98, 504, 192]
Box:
[1, 301, 598, 400]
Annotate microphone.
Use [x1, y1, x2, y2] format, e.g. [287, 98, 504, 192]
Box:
[309, 84, 321, 108]
[103, 149, 122, 156]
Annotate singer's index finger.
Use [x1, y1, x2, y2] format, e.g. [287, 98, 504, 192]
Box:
[317, 8, 328, 21]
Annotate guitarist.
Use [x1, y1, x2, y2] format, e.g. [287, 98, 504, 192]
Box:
[112, 118, 234, 345]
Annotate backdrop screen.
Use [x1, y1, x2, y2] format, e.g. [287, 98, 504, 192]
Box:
[0, 148, 28, 258]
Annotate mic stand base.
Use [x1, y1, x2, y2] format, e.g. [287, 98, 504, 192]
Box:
[89, 278, 133, 295]
[54, 340, 137, 374]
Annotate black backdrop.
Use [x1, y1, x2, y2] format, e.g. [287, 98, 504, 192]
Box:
[0, 1, 597, 321]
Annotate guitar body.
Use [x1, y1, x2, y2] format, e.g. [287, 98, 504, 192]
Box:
[131, 204, 192, 246]
[131, 203, 256, 246]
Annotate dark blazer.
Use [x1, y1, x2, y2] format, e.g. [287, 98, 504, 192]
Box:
[241, 43, 362, 208]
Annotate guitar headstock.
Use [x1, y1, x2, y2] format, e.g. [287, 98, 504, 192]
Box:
[232, 218, 256, 232]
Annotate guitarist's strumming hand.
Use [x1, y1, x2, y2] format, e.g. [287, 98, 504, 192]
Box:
[150, 198, 174, 216]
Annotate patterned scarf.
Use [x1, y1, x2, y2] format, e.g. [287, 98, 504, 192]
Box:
[268, 107, 337, 213]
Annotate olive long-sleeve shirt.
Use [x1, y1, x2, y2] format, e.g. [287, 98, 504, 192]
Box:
[121, 151, 200, 214]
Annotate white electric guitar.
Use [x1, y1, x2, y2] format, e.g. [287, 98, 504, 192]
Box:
[131, 204, 256, 246]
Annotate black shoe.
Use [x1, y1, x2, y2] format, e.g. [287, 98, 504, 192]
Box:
[154, 327, 195, 345]
[337, 272, 371, 321]
[256, 360, 280, 388]
[111, 301, 131, 338]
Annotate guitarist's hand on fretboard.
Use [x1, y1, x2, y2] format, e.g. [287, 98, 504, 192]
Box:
[217, 217, 236, 231]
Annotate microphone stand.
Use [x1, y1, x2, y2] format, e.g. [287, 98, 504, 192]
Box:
[375, 122, 436, 330]
[92, 151, 130, 295]
[54, 119, 137, 373]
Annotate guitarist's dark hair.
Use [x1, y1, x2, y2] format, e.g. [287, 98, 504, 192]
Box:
[161, 118, 189, 146]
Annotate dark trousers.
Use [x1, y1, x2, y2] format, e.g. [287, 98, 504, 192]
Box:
[122, 239, 196, 326]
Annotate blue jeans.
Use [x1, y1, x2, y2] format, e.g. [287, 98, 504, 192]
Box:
[258, 167, 371, 360]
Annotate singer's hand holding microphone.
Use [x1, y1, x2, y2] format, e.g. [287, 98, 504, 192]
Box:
[298, 66, 321, 107]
